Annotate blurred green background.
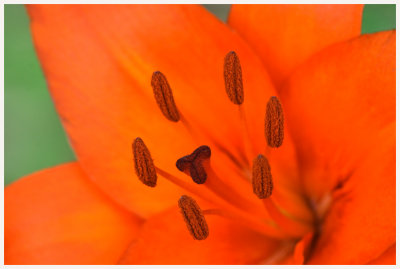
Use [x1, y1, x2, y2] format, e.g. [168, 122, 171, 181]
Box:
[4, 4, 396, 186]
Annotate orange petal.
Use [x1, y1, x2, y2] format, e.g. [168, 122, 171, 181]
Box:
[367, 244, 396, 265]
[228, 4, 363, 87]
[118, 206, 285, 264]
[287, 232, 313, 264]
[27, 4, 291, 217]
[280, 30, 395, 200]
[307, 123, 395, 264]
[5, 162, 143, 265]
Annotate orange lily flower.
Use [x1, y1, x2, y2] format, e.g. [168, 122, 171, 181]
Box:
[5, 4, 395, 265]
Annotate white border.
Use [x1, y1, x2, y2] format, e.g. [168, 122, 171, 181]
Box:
[1, 2, 398, 268]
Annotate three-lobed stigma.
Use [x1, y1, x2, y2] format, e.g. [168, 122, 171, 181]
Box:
[176, 146, 211, 184]
[134, 51, 287, 241]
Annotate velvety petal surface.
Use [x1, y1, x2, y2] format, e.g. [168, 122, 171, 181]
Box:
[27, 4, 303, 217]
[281, 30, 395, 199]
[228, 4, 363, 87]
[280, 31, 395, 264]
[367, 244, 396, 265]
[307, 123, 395, 264]
[118, 206, 285, 264]
[5, 162, 143, 265]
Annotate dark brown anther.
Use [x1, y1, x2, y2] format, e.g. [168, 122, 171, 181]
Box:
[178, 195, 209, 240]
[151, 71, 180, 122]
[265, 96, 284, 148]
[176, 146, 211, 184]
[223, 51, 244, 105]
[132, 137, 157, 187]
[252, 154, 273, 199]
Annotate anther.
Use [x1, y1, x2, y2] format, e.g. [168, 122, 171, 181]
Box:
[132, 137, 157, 187]
[252, 154, 273, 199]
[178, 195, 209, 240]
[224, 51, 244, 105]
[151, 71, 180, 122]
[265, 96, 284, 148]
[176, 146, 211, 184]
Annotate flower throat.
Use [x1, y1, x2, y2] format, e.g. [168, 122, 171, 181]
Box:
[132, 51, 312, 243]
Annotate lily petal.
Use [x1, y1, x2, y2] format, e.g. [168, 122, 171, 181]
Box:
[118, 206, 284, 264]
[281, 30, 395, 200]
[307, 123, 395, 264]
[5, 162, 143, 265]
[228, 4, 363, 87]
[367, 244, 396, 265]
[27, 4, 289, 217]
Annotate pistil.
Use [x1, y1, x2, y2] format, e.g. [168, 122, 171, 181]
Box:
[135, 51, 315, 244]
[176, 145, 265, 215]
[132, 138, 285, 238]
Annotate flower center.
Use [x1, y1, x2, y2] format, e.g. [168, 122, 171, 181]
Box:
[133, 51, 317, 248]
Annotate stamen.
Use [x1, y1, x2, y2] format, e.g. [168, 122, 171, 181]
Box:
[150, 64, 247, 173]
[224, 51, 244, 105]
[251, 154, 311, 236]
[132, 137, 157, 187]
[201, 208, 287, 239]
[151, 71, 180, 122]
[176, 146, 211, 184]
[265, 96, 284, 148]
[158, 168, 285, 239]
[238, 105, 256, 168]
[252, 154, 273, 199]
[178, 195, 209, 240]
[150, 70, 248, 177]
[223, 51, 256, 166]
[176, 146, 267, 216]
